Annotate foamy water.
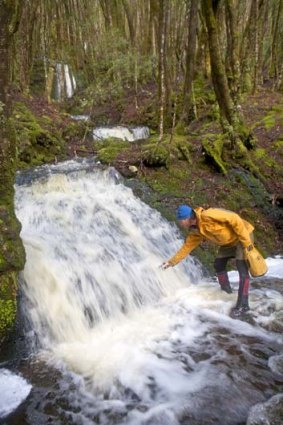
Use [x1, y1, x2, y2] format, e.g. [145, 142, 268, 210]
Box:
[8, 158, 283, 424]
[0, 369, 32, 418]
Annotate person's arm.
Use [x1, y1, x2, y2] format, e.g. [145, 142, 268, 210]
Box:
[167, 232, 203, 267]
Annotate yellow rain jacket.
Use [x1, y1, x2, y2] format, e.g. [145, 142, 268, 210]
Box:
[168, 207, 254, 266]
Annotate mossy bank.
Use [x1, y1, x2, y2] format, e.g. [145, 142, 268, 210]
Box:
[0, 273, 18, 344]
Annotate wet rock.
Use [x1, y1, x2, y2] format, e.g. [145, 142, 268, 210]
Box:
[268, 354, 283, 375]
[129, 165, 138, 174]
[252, 277, 283, 295]
[247, 393, 283, 425]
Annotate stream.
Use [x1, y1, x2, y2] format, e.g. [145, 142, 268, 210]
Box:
[0, 158, 282, 425]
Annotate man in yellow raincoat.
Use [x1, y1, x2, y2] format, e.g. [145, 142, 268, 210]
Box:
[162, 205, 254, 317]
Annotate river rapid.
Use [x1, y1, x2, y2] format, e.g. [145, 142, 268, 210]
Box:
[0, 158, 282, 425]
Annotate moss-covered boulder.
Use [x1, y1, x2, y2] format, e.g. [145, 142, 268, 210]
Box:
[13, 102, 65, 168]
[95, 138, 129, 163]
[142, 143, 169, 167]
[202, 133, 227, 173]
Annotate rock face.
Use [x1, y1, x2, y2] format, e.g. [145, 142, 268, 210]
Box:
[0, 273, 18, 344]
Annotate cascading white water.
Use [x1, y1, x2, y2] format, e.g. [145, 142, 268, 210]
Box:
[16, 159, 202, 347]
[93, 126, 150, 141]
[53, 63, 76, 101]
[13, 159, 283, 425]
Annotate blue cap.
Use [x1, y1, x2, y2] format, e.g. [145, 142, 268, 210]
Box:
[176, 205, 193, 220]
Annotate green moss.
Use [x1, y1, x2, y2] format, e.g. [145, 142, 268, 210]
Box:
[254, 148, 266, 159]
[145, 171, 182, 195]
[262, 113, 276, 129]
[237, 123, 256, 149]
[95, 138, 128, 164]
[63, 121, 86, 141]
[274, 140, 283, 156]
[12, 102, 65, 168]
[271, 104, 283, 119]
[0, 272, 17, 343]
[231, 139, 264, 179]
[143, 162, 190, 196]
[252, 147, 282, 173]
[0, 107, 25, 347]
[175, 141, 193, 164]
[202, 134, 227, 173]
[168, 165, 188, 180]
[142, 143, 169, 167]
[0, 208, 25, 274]
[174, 122, 186, 136]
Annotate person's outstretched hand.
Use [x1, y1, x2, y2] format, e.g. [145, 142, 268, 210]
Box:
[160, 261, 171, 270]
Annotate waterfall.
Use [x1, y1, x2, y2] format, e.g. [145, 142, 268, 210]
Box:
[53, 63, 76, 101]
[64, 64, 74, 98]
[93, 125, 150, 141]
[16, 159, 201, 348]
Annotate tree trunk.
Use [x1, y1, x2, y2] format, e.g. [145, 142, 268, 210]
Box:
[149, 0, 159, 56]
[158, 0, 168, 140]
[258, 0, 269, 84]
[0, 0, 26, 343]
[201, 0, 235, 126]
[98, 0, 112, 29]
[121, 0, 135, 46]
[225, 0, 240, 101]
[270, 0, 283, 83]
[252, 0, 259, 93]
[181, 0, 199, 123]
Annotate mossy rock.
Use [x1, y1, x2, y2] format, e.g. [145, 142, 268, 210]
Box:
[140, 134, 193, 167]
[238, 124, 256, 150]
[175, 140, 194, 164]
[0, 272, 18, 344]
[142, 143, 169, 167]
[95, 138, 129, 163]
[12, 102, 65, 168]
[202, 134, 227, 173]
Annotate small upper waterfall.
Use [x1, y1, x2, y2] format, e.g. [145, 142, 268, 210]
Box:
[93, 126, 150, 141]
[52, 63, 76, 101]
